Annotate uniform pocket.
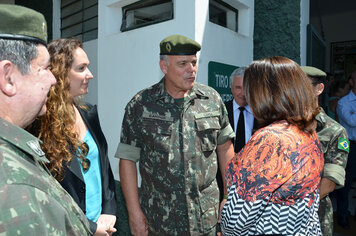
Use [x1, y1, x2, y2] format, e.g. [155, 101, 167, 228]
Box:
[195, 111, 221, 152]
[142, 113, 173, 152]
[199, 185, 219, 233]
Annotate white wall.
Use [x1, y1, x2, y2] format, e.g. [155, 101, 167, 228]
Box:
[300, 0, 310, 66]
[52, 0, 61, 40]
[83, 40, 99, 105]
[196, 0, 254, 84]
[98, 0, 254, 180]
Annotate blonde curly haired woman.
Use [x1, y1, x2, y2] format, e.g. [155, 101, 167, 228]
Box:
[30, 38, 117, 236]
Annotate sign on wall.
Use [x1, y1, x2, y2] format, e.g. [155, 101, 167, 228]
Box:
[208, 61, 238, 102]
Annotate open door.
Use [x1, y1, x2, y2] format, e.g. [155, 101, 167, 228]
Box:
[306, 24, 326, 70]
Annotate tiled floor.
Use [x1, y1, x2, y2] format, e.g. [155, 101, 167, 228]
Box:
[332, 183, 356, 236]
[333, 213, 356, 236]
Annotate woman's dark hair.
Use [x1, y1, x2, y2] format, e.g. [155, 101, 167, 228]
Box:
[244, 56, 318, 134]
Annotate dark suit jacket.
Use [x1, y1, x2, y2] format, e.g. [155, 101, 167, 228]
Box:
[60, 103, 117, 233]
[224, 99, 258, 145]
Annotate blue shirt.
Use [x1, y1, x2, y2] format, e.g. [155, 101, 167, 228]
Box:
[79, 130, 102, 222]
[337, 90, 356, 141]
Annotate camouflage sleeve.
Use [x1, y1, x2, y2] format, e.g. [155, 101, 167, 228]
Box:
[217, 96, 234, 145]
[115, 142, 140, 162]
[114, 101, 141, 162]
[0, 184, 91, 235]
[322, 127, 349, 188]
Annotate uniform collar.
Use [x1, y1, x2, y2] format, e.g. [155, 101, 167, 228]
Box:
[316, 107, 327, 130]
[316, 107, 326, 120]
[0, 118, 49, 163]
[150, 77, 207, 103]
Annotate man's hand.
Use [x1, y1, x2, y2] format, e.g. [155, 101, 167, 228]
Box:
[218, 199, 227, 222]
[94, 223, 115, 236]
[216, 199, 227, 236]
[119, 159, 147, 235]
[129, 209, 148, 236]
[319, 177, 336, 199]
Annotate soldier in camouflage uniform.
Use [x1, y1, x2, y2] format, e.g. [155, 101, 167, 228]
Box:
[302, 66, 349, 236]
[0, 5, 92, 235]
[116, 35, 235, 235]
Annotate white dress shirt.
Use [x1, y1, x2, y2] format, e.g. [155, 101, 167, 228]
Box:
[233, 100, 254, 144]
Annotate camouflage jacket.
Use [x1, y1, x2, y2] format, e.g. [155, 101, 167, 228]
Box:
[316, 108, 349, 187]
[116, 79, 234, 235]
[0, 118, 91, 235]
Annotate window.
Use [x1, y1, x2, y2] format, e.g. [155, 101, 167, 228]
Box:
[121, 0, 173, 32]
[61, 0, 98, 42]
[331, 40, 356, 80]
[209, 0, 238, 32]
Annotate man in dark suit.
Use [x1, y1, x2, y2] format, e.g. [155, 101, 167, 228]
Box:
[217, 67, 256, 201]
[225, 67, 256, 151]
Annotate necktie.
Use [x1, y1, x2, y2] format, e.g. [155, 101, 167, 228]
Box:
[235, 106, 245, 153]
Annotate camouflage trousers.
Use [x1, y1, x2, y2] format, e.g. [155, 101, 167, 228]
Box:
[318, 196, 333, 236]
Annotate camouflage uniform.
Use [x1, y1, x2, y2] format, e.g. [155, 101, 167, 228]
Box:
[116, 79, 234, 235]
[316, 109, 349, 236]
[0, 118, 91, 235]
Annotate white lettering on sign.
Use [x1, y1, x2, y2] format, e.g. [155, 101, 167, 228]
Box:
[215, 74, 230, 88]
[221, 94, 233, 102]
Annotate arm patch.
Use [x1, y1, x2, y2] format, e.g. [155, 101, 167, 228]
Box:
[338, 138, 350, 153]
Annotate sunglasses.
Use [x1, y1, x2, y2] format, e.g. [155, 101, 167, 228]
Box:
[81, 142, 90, 171]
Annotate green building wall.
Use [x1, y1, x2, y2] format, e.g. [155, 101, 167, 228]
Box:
[254, 0, 301, 64]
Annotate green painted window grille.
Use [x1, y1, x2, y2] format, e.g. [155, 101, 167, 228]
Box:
[121, 0, 173, 32]
[61, 0, 98, 42]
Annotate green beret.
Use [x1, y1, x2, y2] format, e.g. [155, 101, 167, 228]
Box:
[301, 66, 326, 78]
[160, 34, 201, 55]
[0, 4, 47, 45]
[301, 66, 326, 84]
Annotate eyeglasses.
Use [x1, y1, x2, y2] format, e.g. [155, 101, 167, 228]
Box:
[81, 142, 90, 171]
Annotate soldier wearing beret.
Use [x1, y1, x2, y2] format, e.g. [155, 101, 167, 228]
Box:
[0, 4, 92, 235]
[116, 34, 235, 235]
[302, 66, 349, 236]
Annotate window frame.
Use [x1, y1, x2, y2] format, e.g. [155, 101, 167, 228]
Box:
[209, 0, 239, 33]
[120, 0, 174, 32]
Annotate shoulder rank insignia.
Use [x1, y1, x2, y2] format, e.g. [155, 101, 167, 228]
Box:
[338, 138, 350, 153]
[27, 140, 45, 156]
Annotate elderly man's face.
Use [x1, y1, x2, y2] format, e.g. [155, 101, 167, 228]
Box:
[231, 76, 247, 107]
[160, 55, 197, 98]
[16, 44, 56, 126]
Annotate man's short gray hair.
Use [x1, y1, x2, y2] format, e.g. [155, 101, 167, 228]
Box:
[160, 55, 169, 65]
[0, 39, 38, 75]
[230, 66, 247, 87]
